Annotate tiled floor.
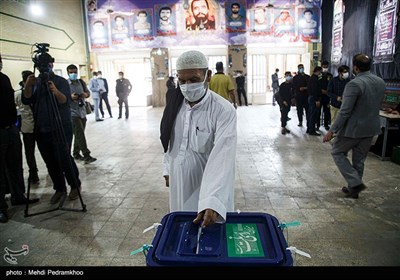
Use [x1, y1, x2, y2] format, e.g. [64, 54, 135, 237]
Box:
[1, 105, 399, 266]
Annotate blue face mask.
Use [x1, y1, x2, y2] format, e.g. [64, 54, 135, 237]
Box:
[69, 73, 78, 80]
[298, 68, 304, 74]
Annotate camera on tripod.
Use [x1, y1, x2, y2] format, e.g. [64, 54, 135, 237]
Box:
[32, 43, 54, 74]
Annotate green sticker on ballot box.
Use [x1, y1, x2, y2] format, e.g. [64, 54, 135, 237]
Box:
[226, 223, 264, 257]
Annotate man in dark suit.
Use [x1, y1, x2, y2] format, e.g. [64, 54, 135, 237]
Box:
[323, 54, 385, 198]
[97, 71, 112, 118]
[116, 71, 132, 119]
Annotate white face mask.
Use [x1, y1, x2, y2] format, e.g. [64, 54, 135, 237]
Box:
[119, 75, 123, 79]
[179, 75, 207, 102]
[97, 75, 102, 78]
[342, 72, 349, 79]
[322, 67, 328, 72]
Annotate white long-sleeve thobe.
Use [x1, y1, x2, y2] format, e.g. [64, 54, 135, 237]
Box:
[163, 89, 237, 222]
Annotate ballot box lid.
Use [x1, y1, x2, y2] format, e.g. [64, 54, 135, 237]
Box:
[146, 212, 293, 266]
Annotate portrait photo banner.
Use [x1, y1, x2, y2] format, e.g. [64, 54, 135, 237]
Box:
[373, 0, 399, 63]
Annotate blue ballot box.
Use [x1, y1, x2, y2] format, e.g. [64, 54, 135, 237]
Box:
[146, 212, 293, 266]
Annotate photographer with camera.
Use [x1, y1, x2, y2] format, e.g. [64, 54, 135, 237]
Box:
[67, 64, 97, 164]
[22, 46, 82, 204]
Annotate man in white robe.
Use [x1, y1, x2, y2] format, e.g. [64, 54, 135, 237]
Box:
[160, 50, 237, 228]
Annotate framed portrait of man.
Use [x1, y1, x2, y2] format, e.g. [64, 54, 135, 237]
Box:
[249, 4, 273, 35]
[111, 14, 130, 44]
[273, 8, 295, 38]
[155, 4, 177, 36]
[297, 7, 320, 42]
[225, 0, 246, 33]
[133, 8, 154, 41]
[185, 0, 217, 31]
[89, 17, 110, 49]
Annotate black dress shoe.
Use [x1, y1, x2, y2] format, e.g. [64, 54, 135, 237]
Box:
[0, 211, 8, 223]
[344, 184, 366, 198]
[309, 132, 321, 136]
[342, 187, 358, 199]
[11, 196, 40, 206]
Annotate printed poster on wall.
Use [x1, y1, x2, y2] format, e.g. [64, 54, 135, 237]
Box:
[155, 4, 177, 36]
[249, 4, 273, 35]
[132, 8, 154, 41]
[297, 7, 320, 42]
[111, 13, 131, 44]
[273, 8, 296, 40]
[373, 0, 399, 63]
[225, 0, 247, 33]
[331, 0, 344, 65]
[185, 0, 217, 31]
[89, 16, 110, 49]
[86, 0, 324, 49]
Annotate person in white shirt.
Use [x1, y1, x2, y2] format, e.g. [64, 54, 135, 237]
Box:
[160, 50, 237, 228]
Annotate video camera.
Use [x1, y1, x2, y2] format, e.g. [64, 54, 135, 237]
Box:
[32, 43, 54, 74]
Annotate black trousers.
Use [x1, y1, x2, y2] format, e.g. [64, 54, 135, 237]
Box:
[280, 105, 291, 128]
[99, 94, 112, 117]
[317, 95, 331, 128]
[295, 93, 309, 124]
[36, 124, 81, 192]
[237, 88, 248, 106]
[22, 132, 38, 177]
[118, 95, 129, 118]
[0, 126, 26, 211]
[307, 96, 319, 134]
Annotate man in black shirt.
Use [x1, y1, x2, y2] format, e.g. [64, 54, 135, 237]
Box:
[317, 61, 333, 130]
[292, 64, 310, 127]
[236, 71, 248, 106]
[307, 66, 323, 136]
[278, 71, 294, 134]
[116, 71, 132, 119]
[0, 55, 39, 223]
[327, 65, 350, 125]
[23, 55, 82, 204]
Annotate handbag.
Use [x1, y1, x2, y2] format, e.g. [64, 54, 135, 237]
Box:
[85, 101, 93, 114]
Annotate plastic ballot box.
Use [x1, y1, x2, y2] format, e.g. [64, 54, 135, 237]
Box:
[146, 212, 293, 266]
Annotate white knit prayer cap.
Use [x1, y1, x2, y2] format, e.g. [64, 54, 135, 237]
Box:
[176, 50, 208, 71]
